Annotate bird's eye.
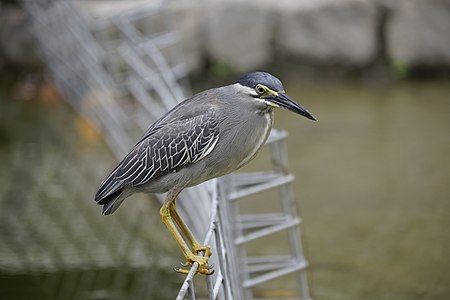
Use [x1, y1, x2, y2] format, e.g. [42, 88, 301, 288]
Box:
[255, 84, 266, 95]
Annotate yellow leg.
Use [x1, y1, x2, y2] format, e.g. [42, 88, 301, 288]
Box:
[159, 189, 212, 275]
[169, 200, 212, 257]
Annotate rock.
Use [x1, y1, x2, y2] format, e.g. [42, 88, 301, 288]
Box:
[11, 0, 450, 76]
[169, 0, 206, 73]
[386, 0, 450, 67]
[274, 0, 379, 66]
[204, 0, 274, 72]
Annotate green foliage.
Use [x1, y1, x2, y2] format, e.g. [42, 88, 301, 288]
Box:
[209, 59, 236, 79]
[390, 61, 410, 80]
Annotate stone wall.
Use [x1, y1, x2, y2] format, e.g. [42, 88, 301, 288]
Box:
[387, 0, 450, 67]
[2, 0, 450, 75]
[170, 0, 450, 73]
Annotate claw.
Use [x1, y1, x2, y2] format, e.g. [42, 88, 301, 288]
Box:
[199, 267, 214, 276]
[180, 261, 191, 267]
[174, 267, 190, 274]
[175, 264, 214, 275]
[174, 260, 215, 276]
[204, 263, 215, 275]
[174, 245, 214, 276]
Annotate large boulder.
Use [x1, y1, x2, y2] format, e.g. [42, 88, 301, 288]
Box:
[274, 0, 379, 66]
[386, 0, 450, 67]
[203, 0, 274, 72]
[169, 0, 206, 73]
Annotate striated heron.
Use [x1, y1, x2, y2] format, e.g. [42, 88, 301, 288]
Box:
[95, 72, 316, 275]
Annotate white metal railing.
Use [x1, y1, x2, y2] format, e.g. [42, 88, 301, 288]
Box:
[176, 180, 223, 300]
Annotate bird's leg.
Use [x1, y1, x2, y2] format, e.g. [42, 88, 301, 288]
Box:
[160, 189, 212, 275]
[167, 199, 213, 275]
[169, 199, 212, 259]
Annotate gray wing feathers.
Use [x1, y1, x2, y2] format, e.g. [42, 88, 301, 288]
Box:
[95, 109, 219, 202]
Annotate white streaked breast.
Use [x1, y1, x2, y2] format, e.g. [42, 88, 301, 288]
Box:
[236, 111, 273, 169]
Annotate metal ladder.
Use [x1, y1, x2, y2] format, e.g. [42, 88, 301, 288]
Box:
[219, 129, 311, 300]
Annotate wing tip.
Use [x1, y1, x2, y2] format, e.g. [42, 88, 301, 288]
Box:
[96, 188, 125, 215]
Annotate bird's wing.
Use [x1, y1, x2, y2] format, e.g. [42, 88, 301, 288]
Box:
[95, 108, 220, 202]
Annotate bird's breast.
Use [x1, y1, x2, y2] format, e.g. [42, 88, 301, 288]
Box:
[184, 108, 273, 186]
[235, 110, 273, 169]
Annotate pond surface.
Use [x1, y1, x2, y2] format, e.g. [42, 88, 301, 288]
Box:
[274, 80, 450, 299]
[1, 78, 449, 299]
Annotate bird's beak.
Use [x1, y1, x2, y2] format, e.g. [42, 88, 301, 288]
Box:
[268, 93, 317, 121]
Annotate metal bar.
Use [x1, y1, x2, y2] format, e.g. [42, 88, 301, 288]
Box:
[213, 272, 223, 299]
[218, 176, 246, 300]
[243, 260, 309, 288]
[269, 134, 312, 300]
[235, 217, 301, 245]
[245, 257, 307, 273]
[228, 174, 295, 200]
[245, 255, 299, 264]
[188, 278, 196, 300]
[116, 17, 182, 106]
[126, 75, 167, 120]
[118, 43, 178, 109]
[238, 214, 293, 230]
[230, 171, 286, 186]
[238, 213, 285, 221]
[213, 216, 234, 300]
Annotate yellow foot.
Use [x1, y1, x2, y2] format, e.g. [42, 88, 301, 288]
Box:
[175, 246, 214, 275]
[175, 259, 214, 275]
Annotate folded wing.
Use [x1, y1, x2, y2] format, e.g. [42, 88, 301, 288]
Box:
[94, 108, 220, 203]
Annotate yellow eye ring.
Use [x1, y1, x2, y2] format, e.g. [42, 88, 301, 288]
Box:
[255, 84, 265, 95]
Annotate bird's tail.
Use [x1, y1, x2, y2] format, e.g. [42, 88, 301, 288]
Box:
[96, 188, 126, 215]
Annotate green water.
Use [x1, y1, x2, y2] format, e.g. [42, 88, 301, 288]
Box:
[1, 79, 449, 299]
[0, 89, 183, 300]
[277, 80, 450, 299]
[0, 268, 180, 300]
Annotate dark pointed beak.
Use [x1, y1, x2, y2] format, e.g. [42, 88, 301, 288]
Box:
[269, 93, 317, 121]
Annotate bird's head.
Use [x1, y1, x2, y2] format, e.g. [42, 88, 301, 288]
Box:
[237, 72, 316, 121]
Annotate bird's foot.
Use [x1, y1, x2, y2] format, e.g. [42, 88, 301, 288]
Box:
[175, 256, 214, 275]
[175, 246, 214, 275]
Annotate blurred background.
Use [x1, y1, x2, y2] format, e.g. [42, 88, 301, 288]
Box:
[1, 0, 449, 299]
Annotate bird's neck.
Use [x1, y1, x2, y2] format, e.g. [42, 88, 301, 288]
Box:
[235, 108, 273, 169]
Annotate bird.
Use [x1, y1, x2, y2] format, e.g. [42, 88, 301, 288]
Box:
[95, 71, 316, 275]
